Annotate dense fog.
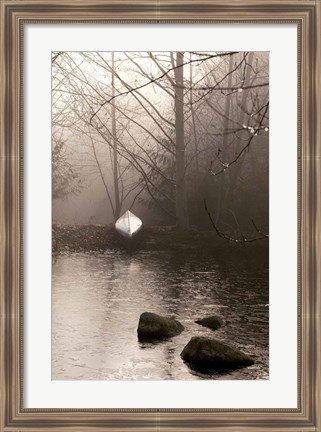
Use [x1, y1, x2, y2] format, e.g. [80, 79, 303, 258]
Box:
[52, 51, 269, 238]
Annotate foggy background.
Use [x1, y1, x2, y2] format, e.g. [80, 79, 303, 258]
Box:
[52, 51, 269, 235]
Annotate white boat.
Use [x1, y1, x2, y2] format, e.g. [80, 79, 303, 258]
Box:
[115, 210, 142, 238]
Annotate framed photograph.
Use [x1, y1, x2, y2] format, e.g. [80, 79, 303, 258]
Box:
[0, 0, 320, 431]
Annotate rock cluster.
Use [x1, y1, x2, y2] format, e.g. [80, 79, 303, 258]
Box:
[137, 312, 254, 374]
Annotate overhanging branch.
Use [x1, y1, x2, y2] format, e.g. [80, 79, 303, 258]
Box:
[204, 200, 268, 243]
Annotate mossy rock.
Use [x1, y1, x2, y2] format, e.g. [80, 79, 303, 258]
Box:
[181, 336, 254, 371]
[137, 312, 184, 341]
[195, 315, 224, 331]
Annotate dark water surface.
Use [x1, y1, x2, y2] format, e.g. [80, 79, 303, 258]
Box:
[52, 250, 269, 380]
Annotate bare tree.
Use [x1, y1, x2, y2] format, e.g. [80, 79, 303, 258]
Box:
[52, 51, 269, 233]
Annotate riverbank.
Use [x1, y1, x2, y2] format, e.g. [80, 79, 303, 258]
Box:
[53, 224, 268, 262]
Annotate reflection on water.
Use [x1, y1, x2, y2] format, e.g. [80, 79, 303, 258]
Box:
[52, 250, 268, 380]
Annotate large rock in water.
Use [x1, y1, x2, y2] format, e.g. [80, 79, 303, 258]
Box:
[137, 312, 184, 340]
[181, 337, 254, 371]
[195, 315, 223, 330]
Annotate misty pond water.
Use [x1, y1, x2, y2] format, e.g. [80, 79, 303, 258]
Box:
[52, 249, 268, 380]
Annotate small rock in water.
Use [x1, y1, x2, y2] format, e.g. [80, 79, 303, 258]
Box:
[195, 315, 223, 330]
[181, 336, 254, 372]
[137, 312, 184, 341]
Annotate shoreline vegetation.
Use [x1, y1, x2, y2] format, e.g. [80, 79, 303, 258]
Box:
[52, 224, 268, 261]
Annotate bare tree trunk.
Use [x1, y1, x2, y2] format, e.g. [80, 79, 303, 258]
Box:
[189, 53, 199, 184]
[216, 55, 233, 224]
[174, 52, 189, 230]
[111, 52, 121, 220]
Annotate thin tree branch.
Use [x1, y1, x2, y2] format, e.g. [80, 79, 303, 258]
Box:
[89, 51, 239, 123]
[204, 200, 268, 243]
[209, 101, 269, 176]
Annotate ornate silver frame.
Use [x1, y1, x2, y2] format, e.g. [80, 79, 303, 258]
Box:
[0, 1, 320, 430]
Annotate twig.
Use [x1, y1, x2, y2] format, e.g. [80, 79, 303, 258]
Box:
[89, 52, 239, 124]
[209, 102, 269, 176]
[204, 199, 268, 243]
